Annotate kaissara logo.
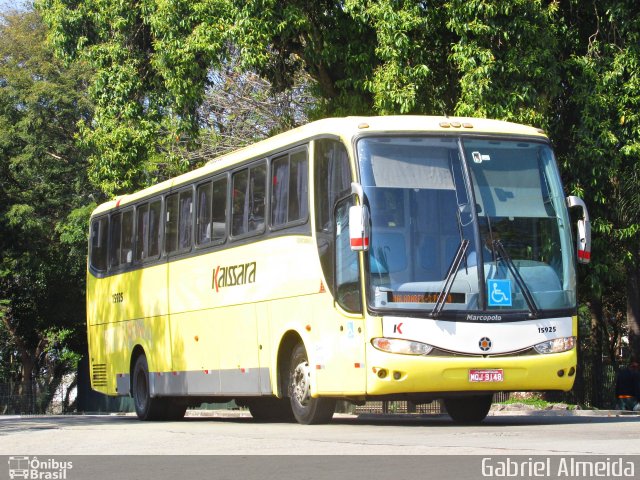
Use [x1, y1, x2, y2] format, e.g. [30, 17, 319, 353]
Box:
[212, 261, 257, 292]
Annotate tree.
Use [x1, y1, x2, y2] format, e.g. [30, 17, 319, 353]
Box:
[36, 0, 640, 375]
[38, 0, 231, 196]
[232, 0, 376, 116]
[0, 7, 94, 411]
[556, 0, 640, 365]
[183, 49, 316, 166]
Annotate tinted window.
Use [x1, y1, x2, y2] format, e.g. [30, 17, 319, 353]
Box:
[148, 200, 162, 257]
[109, 213, 122, 268]
[165, 193, 179, 253]
[314, 139, 352, 297]
[90, 217, 108, 271]
[211, 177, 227, 243]
[196, 182, 212, 245]
[178, 189, 193, 250]
[135, 200, 161, 262]
[271, 149, 309, 227]
[121, 209, 134, 264]
[314, 140, 352, 232]
[166, 189, 193, 253]
[232, 163, 266, 236]
[135, 203, 149, 261]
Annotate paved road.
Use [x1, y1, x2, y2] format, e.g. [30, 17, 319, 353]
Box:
[1, 410, 639, 456]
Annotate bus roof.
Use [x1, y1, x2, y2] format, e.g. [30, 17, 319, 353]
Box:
[91, 115, 547, 216]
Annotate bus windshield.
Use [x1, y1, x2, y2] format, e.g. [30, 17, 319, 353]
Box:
[357, 135, 576, 318]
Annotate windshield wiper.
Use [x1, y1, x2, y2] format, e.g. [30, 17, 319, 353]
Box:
[431, 239, 469, 317]
[492, 240, 539, 317]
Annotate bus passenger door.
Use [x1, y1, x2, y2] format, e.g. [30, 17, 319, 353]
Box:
[313, 195, 367, 395]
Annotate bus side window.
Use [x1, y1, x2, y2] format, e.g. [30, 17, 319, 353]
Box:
[120, 209, 134, 265]
[272, 149, 308, 227]
[165, 193, 179, 253]
[232, 169, 248, 236]
[148, 199, 162, 258]
[249, 163, 266, 233]
[196, 181, 212, 245]
[211, 176, 227, 242]
[232, 162, 266, 237]
[335, 196, 362, 313]
[109, 212, 122, 269]
[271, 154, 289, 226]
[314, 139, 353, 301]
[178, 189, 193, 251]
[90, 217, 109, 271]
[135, 203, 149, 261]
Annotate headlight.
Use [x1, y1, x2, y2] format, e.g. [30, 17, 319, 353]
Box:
[371, 337, 433, 356]
[533, 336, 576, 354]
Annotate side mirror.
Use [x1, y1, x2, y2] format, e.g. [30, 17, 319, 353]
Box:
[349, 204, 370, 251]
[349, 182, 370, 251]
[566, 196, 591, 264]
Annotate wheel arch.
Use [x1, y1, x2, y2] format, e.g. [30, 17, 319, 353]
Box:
[276, 330, 304, 397]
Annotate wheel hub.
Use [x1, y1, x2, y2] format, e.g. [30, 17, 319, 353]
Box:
[291, 361, 311, 406]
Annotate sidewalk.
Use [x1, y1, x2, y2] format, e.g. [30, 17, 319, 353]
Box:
[488, 402, 640, 417]
[181, 403, 640, 419]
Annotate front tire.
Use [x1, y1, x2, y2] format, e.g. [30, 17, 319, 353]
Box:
[288, 343, 335, 424]
[444, 394, 493, 424]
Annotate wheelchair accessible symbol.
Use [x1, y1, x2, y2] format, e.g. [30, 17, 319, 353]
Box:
[487, 279, 512, 306]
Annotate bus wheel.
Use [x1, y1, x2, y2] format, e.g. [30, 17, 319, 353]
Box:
[247, 397, 294, 422]
[444, 394, 493, 424]
[288, 343, 335, 424]
[132, 354, 165, 421]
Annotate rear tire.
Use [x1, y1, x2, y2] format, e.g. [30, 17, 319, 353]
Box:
[132, 354, 186, 420]
[444, 394, 493, 424]
[288, 343, 335, 424]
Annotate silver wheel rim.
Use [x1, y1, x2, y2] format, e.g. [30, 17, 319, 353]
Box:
[291, 360, 311, 407]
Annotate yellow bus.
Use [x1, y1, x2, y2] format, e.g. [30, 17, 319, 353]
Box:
[87, 116, 591, 424]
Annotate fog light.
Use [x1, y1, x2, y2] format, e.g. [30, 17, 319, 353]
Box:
[393, 371, 401, 380]
[557, 369, 565, 377]
[568, 367, 576, 376]
[377, 369, 388, 379]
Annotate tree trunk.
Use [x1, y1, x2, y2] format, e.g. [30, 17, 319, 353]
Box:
[588, 298, 604, 408]
[626, 266, 640, 362]
[18, 351, 35, 414]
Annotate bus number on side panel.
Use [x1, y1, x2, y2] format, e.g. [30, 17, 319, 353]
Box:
[112, 292, 124, 303]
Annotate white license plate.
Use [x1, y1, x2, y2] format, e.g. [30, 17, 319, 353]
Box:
[469, 369, 504, 382]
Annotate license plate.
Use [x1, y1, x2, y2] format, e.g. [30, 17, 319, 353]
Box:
[469, 369, 504, 382]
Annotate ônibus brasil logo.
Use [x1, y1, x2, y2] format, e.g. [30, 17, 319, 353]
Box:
[8, 456, 73, 480]
[212, 261, 257, 293]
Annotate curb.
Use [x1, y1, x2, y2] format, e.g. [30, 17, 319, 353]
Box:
[179, 409, 640, 419]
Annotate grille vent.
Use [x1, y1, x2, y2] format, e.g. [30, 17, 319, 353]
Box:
[92, 363, 107, 387]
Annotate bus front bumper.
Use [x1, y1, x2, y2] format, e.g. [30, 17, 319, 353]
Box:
[365, 347, 577, 396]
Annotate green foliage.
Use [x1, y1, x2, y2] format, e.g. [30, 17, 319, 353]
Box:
[447, 0, 561, 128]
[553, 2, 640, 353]
[37, 0, 231, 196]
[232, 0, 377, 117]
[0, 8, 95, 384]
[345, 0, 453, 115]
[30, 0, 640, 365]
